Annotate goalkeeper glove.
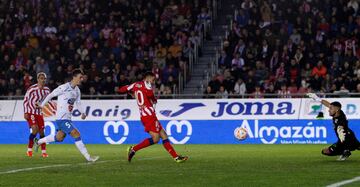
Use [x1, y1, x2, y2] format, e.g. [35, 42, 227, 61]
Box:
[306, 93, 322, 102]
[337, 126, 346, 143]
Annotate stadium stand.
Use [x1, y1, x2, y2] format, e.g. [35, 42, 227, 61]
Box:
[207, 0, 359, 98]
[0, 0, 215, 97]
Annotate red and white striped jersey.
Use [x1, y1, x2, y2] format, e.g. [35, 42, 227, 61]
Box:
[118, 81, 157, 118]
[23, 84, 51, 115]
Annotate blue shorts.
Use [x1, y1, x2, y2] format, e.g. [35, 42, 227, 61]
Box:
[56, 120, 76, 134]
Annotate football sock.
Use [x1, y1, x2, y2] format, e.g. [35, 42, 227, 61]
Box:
[28, 133, 36, 151]
[74, 137, 90, 160]
[133, 138, 154, 152]
[38, 135, 56, 144]
[40, 135, 46, 153]
[162, 139, 178, 158]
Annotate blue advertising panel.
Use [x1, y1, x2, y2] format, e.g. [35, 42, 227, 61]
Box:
[1, 119, 359, 144]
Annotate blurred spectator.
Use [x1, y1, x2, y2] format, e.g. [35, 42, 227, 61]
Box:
[218, 50, 232, 68]
[207, 0, 360, 98]
[278, 85, 291, 98]
[311, 61, 327, 78]
[216, 85, 229, 98]
[251, 85, 264, 98]
[234, 78, 247, 96]
[203, 86, 215, 98]
[0, 0, 213, 97]
[231, 52, 245, 71]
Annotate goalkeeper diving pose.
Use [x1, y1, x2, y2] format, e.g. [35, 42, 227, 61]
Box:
[307, 93, 360, 161]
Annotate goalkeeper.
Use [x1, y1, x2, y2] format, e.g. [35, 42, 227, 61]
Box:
[307, 93, 360, 161]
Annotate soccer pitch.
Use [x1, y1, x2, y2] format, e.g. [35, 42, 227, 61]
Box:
[0, 145, 360, 187]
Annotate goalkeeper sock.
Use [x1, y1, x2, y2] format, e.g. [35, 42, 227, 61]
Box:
[162, 139, 178, 158]
[133, 138, 154, 151]
[74, 137, 90, 160]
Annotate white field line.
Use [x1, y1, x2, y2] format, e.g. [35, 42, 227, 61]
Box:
[0, 164, 71, 174]
[0, 156, 166, 175]
[326, 176, 360, 187]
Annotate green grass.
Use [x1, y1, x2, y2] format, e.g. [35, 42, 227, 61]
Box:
[0, 144, 360, 187]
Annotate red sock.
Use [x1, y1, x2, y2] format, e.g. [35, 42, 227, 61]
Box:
[41, 143, 46, 152]
[40, 135, 46, 152]
[163, 139, 178, 158]
[133, 138, 154, 151]
[28, 134, 36, 150]
[28, 140, 34, 149]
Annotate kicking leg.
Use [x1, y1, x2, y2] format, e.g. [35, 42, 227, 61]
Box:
[35, 130, 65, 149]
[127, 131, 159, 162]
[70, 129, 98, 162]
[160, 129, 188, 163]
[134, 131, 159, 151]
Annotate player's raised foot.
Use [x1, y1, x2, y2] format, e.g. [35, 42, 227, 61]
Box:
[127, 146, 136, 162]
[174, 155, 188, 163]
[26, 151, 33, 157]
[337, 150, 351, 161]
[41, 153, 49, 158]
[33, 137, 40, 152]
[87, 155, 99, 162]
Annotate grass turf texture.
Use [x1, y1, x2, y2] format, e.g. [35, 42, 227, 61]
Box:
[0, 144, 360, 187]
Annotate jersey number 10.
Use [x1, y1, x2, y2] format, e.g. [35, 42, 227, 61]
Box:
[135, 90, 144, 106]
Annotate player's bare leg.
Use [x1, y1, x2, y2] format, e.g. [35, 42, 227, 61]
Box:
[160, 129, 188, 163]
[70, 129, 99, 162]
[27, 125, 39, 157]
[127, 131, 159, 162]
[38, 129, 48, 158]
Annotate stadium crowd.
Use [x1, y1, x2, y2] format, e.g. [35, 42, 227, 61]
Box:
[207, 0, 360, 98]
[0, 0, 213, 97]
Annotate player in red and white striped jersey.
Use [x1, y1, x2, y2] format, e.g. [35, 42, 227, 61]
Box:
[23, 72, 51, 158]
[118, 72, 188, 163]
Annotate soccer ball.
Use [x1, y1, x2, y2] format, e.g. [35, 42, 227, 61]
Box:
[234, 127, 247, 140]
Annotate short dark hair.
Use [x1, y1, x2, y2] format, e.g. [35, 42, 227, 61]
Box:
[144, 71, 155, 78]
[330, 101, 342, 109]
[72, 69, 84, 77]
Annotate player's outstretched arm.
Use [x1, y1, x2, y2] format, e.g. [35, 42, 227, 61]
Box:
[118, 83, 135, 94]
[39, 86, 64, 108]
[306, 93, 330, 108]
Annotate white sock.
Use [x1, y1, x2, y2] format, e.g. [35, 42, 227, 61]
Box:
[75, 139, 90, 160]
[27, 148, 32, 152]
[38, 135, 55, 144]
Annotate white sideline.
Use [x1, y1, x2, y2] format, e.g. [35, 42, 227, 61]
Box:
[0, 156, 166, 175]
[326, 176, 360, 187]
